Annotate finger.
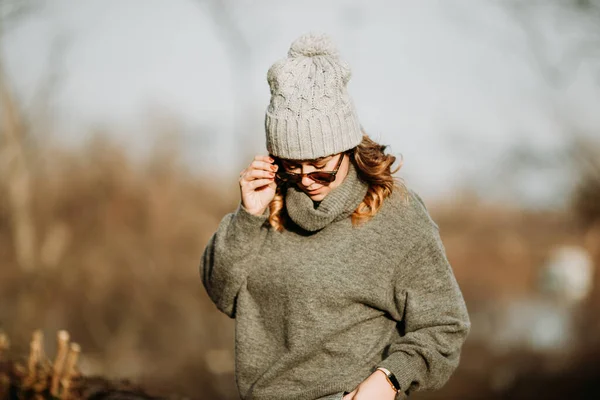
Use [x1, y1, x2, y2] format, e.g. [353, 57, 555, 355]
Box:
[251, 160, 278, 172]
[246, 168, 275, 180]
[247, 178, 274, 190]
[254, 154, 275, 163]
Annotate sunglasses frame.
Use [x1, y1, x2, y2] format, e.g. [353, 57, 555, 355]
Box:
[275, 153, 345, 185]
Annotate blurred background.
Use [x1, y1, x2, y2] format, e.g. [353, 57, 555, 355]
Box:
[0, 0, 599, 399]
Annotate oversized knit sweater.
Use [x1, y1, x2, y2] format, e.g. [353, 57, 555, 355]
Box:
[200, 163, 471, 400]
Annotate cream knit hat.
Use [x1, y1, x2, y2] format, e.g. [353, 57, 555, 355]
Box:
[264, 32, 363, 160]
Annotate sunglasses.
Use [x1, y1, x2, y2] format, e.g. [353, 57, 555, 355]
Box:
[275, 153, 345, 185]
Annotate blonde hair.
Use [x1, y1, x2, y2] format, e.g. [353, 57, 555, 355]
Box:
[268, 134, 406, 232]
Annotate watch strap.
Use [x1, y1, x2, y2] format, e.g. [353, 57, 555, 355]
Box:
[376, 367, 401, 392]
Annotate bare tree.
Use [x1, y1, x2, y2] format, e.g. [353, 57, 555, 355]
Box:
[0, 0, 42, 272]
[444, 0, 600, 206]
[503, 0, 600, 92]
[501, 0, 600, 204]
[0, 0, 69, 272]
[194, 0, 256, 173]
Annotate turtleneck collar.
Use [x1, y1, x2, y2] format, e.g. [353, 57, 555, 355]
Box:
[284, 161, 369, 232]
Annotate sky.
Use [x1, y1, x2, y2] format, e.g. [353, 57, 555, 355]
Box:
[3, 0, 600, 208]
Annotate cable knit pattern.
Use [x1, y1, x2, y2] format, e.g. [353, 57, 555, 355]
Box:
[285, 162, 369, 232]
[265, 32, 363, 160]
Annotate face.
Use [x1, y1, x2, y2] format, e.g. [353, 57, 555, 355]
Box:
[278, 152, 350, 202]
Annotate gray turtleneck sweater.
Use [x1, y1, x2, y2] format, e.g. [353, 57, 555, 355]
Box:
[200, 163, 470, 400]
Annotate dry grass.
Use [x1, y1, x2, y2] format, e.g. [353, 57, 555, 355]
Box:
[0, 137, 239, 399]
[0, 329, 170, 400]
[0, 134, 598, 399]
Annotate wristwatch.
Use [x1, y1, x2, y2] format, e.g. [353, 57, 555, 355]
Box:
[376, 367, 401, 393]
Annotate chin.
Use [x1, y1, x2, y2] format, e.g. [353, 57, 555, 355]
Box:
[309, 192, 327, 201]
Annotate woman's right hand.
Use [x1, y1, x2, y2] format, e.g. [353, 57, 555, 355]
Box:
[239, 155, 278, 216]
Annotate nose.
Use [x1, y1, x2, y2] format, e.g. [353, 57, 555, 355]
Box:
[300, 175, 315, 188]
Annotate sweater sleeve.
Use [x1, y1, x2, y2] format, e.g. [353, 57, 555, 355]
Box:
[199, 202, 269, 318]
[376, 227, 471, 397]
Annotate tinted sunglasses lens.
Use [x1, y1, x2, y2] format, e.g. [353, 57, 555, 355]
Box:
[276, 172, 335, 184]
[277, 172, 301, 183]
[310, 172, 335, 183]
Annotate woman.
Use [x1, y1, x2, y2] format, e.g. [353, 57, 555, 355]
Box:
[200, 32, 470, 400]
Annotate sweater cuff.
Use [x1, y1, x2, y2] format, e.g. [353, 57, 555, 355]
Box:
[376, 352, 427, 396]
[232, 202, 270, 230]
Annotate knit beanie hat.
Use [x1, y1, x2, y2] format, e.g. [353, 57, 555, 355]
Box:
[264, 32, 363, 160]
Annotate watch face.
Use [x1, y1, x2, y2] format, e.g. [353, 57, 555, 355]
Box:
[387, 373, 401, 391]
[376, 367, 400, 392]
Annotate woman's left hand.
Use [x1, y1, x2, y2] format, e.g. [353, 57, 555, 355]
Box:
[342, 370, 397, 399]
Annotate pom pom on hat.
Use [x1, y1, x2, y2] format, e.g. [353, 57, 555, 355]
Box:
[288, 32, 340, 58]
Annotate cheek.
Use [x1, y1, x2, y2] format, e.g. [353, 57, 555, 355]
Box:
[328, 178, 343, 190]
